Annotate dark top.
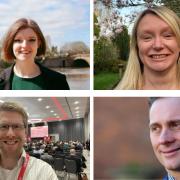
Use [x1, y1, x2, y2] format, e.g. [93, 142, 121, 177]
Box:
[65, 155, 82, 173]
[0, 62, 70, 90]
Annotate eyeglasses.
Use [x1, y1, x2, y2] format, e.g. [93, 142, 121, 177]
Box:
[0, 124, 26, 132]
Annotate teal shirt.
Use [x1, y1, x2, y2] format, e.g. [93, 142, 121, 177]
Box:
[12, 73, 45, 90]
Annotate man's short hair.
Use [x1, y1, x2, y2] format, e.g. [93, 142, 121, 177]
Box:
[148, 97, 161, 108]
[0, 101, 28, 128]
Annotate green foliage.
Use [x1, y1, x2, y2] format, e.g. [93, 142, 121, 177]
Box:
[94, 13, 100, 38]
[161, 0, 180, 17]
[94, 37, 119, 73]
[94, 72, 120, 90]
[112, 26, 130, 61]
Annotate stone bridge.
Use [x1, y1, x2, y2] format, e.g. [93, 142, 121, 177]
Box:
[42, 53, 90, 68]
[70, 53, 90, 66]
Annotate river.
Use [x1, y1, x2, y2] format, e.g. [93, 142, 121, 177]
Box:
[52, 67, 90, 90]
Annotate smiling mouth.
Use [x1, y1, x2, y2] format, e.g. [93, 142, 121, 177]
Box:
[162, 147, 180, 155]
[20, 51, 31, 55]
[3, 140, 18, 145]
[150, 54, 169, 59]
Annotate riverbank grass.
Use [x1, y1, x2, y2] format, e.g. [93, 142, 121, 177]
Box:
[94, 72, 120, 90]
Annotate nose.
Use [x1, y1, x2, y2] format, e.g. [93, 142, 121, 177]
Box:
[6, 127, 16, 137]
[152, 37, 164, 50]
[21, 40, 28, 47]
[159, 129, 175, 144]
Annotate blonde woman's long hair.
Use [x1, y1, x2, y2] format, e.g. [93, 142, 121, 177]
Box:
[117, 6, 180, 90]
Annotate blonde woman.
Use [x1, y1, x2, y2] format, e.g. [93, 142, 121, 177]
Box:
[116, 6, 180, 90]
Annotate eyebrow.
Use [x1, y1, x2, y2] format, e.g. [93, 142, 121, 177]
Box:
[28, 36, 37, 38]
[15, 36, 37, 38]
[138, 26, 173, 34]
[149, 119, 180, 127]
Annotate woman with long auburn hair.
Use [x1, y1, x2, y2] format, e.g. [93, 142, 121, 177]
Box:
[0, 18, 70, 90]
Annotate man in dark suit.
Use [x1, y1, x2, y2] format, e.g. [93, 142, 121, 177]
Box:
[149, 98, 180, 180]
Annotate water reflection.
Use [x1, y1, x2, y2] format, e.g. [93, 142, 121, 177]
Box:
[52, 67, 90, 90]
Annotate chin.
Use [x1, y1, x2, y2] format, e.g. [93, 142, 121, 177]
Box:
[164, 161, 180, 171]
[17, 57, 33, 62]
[149, 65, 172, 72]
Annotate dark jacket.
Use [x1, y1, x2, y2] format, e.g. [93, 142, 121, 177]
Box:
[0, 63, 70, 90]
[65, 155, 82, 173]
[162, 175, 168, 180]
[163, 175, 175, 180]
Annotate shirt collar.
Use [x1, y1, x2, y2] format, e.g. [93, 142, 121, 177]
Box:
[168, 174, 176, 180]
[17, 148, 26, 167]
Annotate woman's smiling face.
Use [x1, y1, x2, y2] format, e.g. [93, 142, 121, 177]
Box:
[137, 13, 180, 73]
[13, 28, 40, 62]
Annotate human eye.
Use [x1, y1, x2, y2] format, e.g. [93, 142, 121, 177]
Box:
[28, 38, 36, 42]
[170, 121, 180, 130]
[13, 124, 24, 130]
[0, 124, 9, 130]
[150, 124, 161, 133]
[163, 31, 174, 39]
[14, 39, 22, 43]
[12, 124, 20, 129]
[144, 36, 152, 40]
[140, 34, 152, 41]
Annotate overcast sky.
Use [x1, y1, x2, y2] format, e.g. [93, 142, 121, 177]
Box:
[0, 0, 90, 48]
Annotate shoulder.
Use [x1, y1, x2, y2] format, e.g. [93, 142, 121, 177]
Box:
[29, 156, 49, 167]
[0, 65, 13, 90]
[38, 63, 66, 78]
[26, 156, 58, 179]
[0, 65, 13, 78]
[36, 63, 70, 90]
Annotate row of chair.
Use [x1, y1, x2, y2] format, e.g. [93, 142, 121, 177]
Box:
[44, 157, 82, 180]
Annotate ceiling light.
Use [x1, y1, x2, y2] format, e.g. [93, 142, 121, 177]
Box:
[29, 118, 42, 122]
[75, 111, 80, 114]
[37, 98, 43, 102]
[50, 110, 54, 113]
[74, 101, 79, 104]
[45, 106, 50, 109]
[75, 107, 79, 110]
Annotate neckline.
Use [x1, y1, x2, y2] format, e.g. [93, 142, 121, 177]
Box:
[13, 72, 41, 79]
[13, 64, 41, 78]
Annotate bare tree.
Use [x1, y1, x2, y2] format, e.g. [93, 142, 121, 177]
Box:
[60, 41, 90, 55]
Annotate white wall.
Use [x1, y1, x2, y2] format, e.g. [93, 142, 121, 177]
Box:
[84, 110, 90, 141]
